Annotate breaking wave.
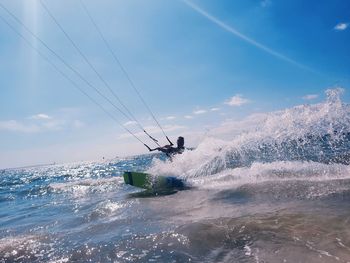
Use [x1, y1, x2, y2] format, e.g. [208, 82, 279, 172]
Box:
[149, 88, 350, 180]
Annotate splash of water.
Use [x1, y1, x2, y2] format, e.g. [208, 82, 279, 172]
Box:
[149, 88, 350, 178]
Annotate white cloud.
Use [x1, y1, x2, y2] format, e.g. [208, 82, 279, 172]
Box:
[119, 124, 186, 139]
[225, 94, 250, 106]
[208, 113, 269, 139]
[302, 94, 318, 100]
[193, 110, 207, 115]
[210, 107, 220, 111]
[0, 116, 84, 134]
[184, 115, 193, 119]
[29, 113, 52, 120]
[41, 120, 66, 131]
[0, 108, 88, 134]
[334, 23, 349, 31]
[0, 120, 40, 133]
[163, 124, 186, 132]
[165, 116, 176, 120]
[124, 121, 137, 126]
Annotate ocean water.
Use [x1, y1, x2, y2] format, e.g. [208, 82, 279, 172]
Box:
[1, 89, 350, 263]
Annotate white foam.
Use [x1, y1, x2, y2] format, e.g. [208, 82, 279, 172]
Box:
[49, 177, 123, 197]
[148, 88, 350, 180]
[190, 161, 350, 189]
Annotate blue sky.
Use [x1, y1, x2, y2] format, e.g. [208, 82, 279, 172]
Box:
[0, 0, 349, 168]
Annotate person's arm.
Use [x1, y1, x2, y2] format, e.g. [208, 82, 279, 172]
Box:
[146, 144, 172, 154]
[145, 144, 160, 152]
[166, 136, 174, 146]
[158, 147, 168, 154]
[147, 146, 169, 153]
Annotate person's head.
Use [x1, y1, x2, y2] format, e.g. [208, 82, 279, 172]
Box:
[177, 136, 184, 148]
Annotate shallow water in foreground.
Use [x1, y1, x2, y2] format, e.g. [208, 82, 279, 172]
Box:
[1, 156, 350, 263]
[2, 89, 350, 262]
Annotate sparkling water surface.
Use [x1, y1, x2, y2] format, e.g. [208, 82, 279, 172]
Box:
[1, 90, 350, 262]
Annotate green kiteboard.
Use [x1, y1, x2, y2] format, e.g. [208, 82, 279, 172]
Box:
[123, 171, 185, 191]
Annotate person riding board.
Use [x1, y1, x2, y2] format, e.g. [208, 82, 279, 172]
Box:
[146, 136, 185, 158]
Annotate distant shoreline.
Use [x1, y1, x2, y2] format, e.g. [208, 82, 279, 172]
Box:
[1, 162, 57, 171]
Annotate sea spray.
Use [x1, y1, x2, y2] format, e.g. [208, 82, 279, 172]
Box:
[148, 88, 350, 178]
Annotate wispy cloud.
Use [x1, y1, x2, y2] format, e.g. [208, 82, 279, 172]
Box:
[184, 115, 193, 119]
[0, 120, 40, 133]
[210, 107, 220, 111]
[182, 0, 315, 73]
[165, 116, 176, 120]
[29, 113, 52, 120]
[302, 94, 318, 100]
[119, 124, 186, 139]
[193, 109, 207, 115]
[41, 120, 67, 131]
[0, 113, 84, 133]
[225, 94, 250, 106]
[334, 22, 349, 31]
[124, 121, 137, 126]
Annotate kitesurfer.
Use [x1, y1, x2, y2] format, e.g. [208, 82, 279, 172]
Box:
[147, 136, 185, 158]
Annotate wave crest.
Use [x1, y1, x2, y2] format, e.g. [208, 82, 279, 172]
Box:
[149, 88, 350, 178]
